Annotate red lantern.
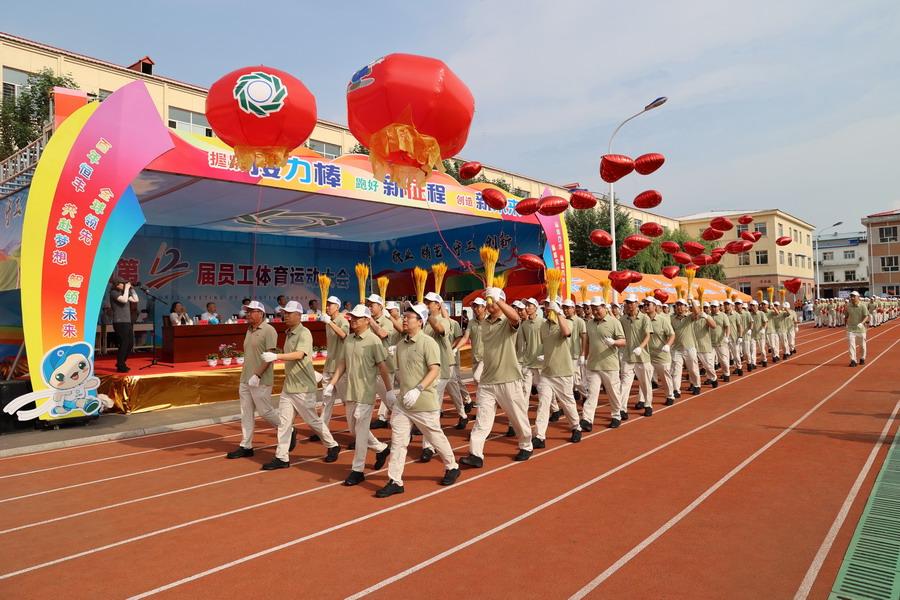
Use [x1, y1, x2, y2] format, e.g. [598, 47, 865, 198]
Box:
[662, 266, 680, 280]
[673, 252, 692, 265]
[458, 161, 482, 180]
[609, 271, 632, 293]
[740, 230, 757, 242]
[600, 155, 635, 183]
[654, 289, 670, 303]
[590, 229, 613, 247]
[517, 254, 545, 271]
[640, 222, 663, 237]
[634, 153, 665, 175]
[569, 189, 597, 210]
[683, 241, 705, 257]
[738, 215, 754, 225]
[710, 217, 734, 232]
[624, 234, 653, 252]
[776, 236, 792, 246]
[481, 188, 507, 211]
[661, 241, 680, 254]
[784, 278, 802, 294]
[630, 271, 643, 283]
[701, 228, 724, 241]
[537, 196, 569, 216]
[619, 245, 639, 260]
[206, 66, 318, 171]
[515, 197, 539, 216]
[346, 54, 475, 187]
[634, 190, 663, 209]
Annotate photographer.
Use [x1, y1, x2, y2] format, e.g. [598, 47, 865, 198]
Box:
[109, 279, 139, 373]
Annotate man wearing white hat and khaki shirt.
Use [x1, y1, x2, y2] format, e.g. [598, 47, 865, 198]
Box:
[582, 298, 627, 429]
[226, 300, 285, 459]
[723, 299, 744, 376]
[325, 304, 394, 487]
[670, 299, 704, 396]
[709, 301, 731, 382]
[619, 293, 654, 417]
[259, 301, 341, 470]
[562, 299, 588, 402]
[365, 294, 395, 430]
[376, 303, 462, 497]
[532, 301, 582, 447]
[519, 297, 545, 402]
[845, 291, 869, 367]
[645, 298, 676, 406]
[747, 300, 768, 369]
[319, 296, 349, 430]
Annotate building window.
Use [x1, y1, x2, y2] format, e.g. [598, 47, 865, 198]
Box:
[738, 253, 750, 266]
[884, 285, 899, 295]
[779, 251, 784, 265]
[755, 250, 768, 265]
[739, 283, 751, 295]
[843, 250, 855, 260]
[755, 222, 767, 236]
[777, 223, 783, 237]
[844, 270, 856, 281]
[788, 253, 793, 266]
[806, 234, 811, 246]
[2, 67, 30, 102]
[737, 224, 748, 236]
[879, 226, 898, 243]
[823, 251, 834, 261]
[305, 139, 341, 159]
[168, 107, 213, 136]
[799, 256, 805, 268]
[823, 271, 835, 282]
[881, 256, 899, 272]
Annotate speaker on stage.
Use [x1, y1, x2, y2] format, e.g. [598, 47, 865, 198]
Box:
[0, 379, 35, 434]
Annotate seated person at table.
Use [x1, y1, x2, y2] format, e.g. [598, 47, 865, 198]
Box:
[307, 299, 320, 315]
[169, 302, 194, 326]
[274, 295, 288, 316]
[201, 302, 221, 322]
[238, 298, 252, 318]
[343, 300, 353, 312]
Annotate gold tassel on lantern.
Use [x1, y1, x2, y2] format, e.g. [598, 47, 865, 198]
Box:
[767, 286, 774, 304]
[545, 269, 562, 322]
[412, 267, 428, 304]
[480, 245, 499, 303]
[355, 263, 369, 305]
[377, 276, 389, 301]
[318, 274, 331, 315]
[432, 262, 448, 295]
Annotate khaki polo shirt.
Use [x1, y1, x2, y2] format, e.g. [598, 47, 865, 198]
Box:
[373, 313, 396, 372]
[448, 318, 463, 366]
[283, 324, 317, 394]
[480, 314, 522, 385]
[424, 315, 452, 379]
[648, 314, 674, 363]
[693, 316, 713, 353]
[397, 330, 441, 411]
[750, 311, 768, 339]
[342, 329, 387, 405]
[388, 327, 403, 371]
[711, 312, 729, 347]
[738, 310, 752, 338]
[845, 303, 868, 330]
[468, 318, 485, 363]
[620, 312, 651, 364]
[324, 314, 350, 372]
[241, 322, 277, 385]
[586, 316, 624, 372]
[540, 318, 573, 377]
[568, 315, 586, 359]
[725, 312, 741, 341]
[520, 316, 545, 368]
[671, 314, 697, 351]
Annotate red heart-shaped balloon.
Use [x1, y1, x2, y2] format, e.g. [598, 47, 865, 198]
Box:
[630, 271, 643, 283]
[686, 263, 700, 271]
[459, 161, 482, 180]
[537, 196, 569, 216]
[673, 252, 692, 265]
[634, 153, 665, 175]
[633, 190, 663, 209]
[640, 222, 664, 237]
[710, 217, 735, 232]
[661, 241, 680, 254]
[738, 215, 754, 225]
[654, 288, 670, 303]
[740, 230, 756, 242]
[701, 228, 724, 241]
[609, 271, 632, 293]
[600, 154, 635, 183]
[590, 229, 613, 247]
[623, 234, 653, 252]
[751, 231, 763, 242]
[784, 278, 802, 294]
[517, 254, 545, 271]
[569, 189, 597, 210]
[693, 254, 711, 266]
[775, 236, 792, 246]
[481, 188, 507, 211]
[515, 197, 539, 216]
[619, 245, 639, 260]
[662, 266, 680, 280]
[683, 241, 705, 257]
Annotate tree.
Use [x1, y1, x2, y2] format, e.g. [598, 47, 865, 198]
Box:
[0, 68, 79, 159]
[347, 142, 369, 155]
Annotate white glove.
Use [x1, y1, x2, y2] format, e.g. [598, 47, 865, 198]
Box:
[737, 337, 743, 344]
[661, 344, 671, 353]
[247, 374, 260, 388]
[402, 388, 420, 408]
[700, 312, 709, 319]
[388, 345, 396, 356]
[473, 362, 484, 383]
[577, 356, 586, 367]
[604, 337, 615, 347]
[315, 371, 323, 383]
[320, 314, 332, 324]
[261, 351, 277, 363]
[857, 322, 864, 329]
[484, 287, 502, 301]
[632, 347, 643, 357]
[548, 301, 563, 315]
[322, 384, 334, 397]
[384, 389, 397, 408]
[537, 355, 544, 362]
[453, 347, 459, 356]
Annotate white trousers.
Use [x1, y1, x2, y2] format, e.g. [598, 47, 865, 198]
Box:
[698, 351, 717, 382]
[320, 370, 347, 425]
[535, 375, 581, 439]
[787, 328, 796, 351]
[447, 364, 472, 405]
[470, 381, 533, 458]
[583, 369, 622, 422]
[276, 392, 338, 460]
[670, 348, 700, 390]
[345, 401, 387, 472]
[730, 340, 743, 368]
[239, 383, 280, 448]
[652, 361, 675, 400]
[848, 331, 867, 362]
[388, 406, 457, 486]
[714, 345, 730, 377]
[572, 358, 587, 395]
[768, 333, 780, 357]
[621, 361, 653, 408]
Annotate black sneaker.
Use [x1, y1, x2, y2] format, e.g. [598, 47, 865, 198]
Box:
[573, 390, 582, 402]
[570, 429, 582, 443]
[531, 437, 546, 449]
[674, 390, 682, 399]
[736, 368, 743, 376]
[348, 441, 356, 450]
[704, 378, 713, 386]
[343, 470, 365, 486]
[420, 447, 435, 463]
[691, 385, 700, 396]
[514, 449, 533, 462]
[309, 434, 321, 442]
[762, 361, 768, 367]
[289, 428, 298, 452]
[324, 445, 341, 463]
[464, 402, 474, 414]
[548, 409, 563, 422]
[579, 418, 593, 432]
[531, 386, 538, 396]
[370, 419, 389, 430]
[712, 379, 718, 389]
[608, 419, 621, 429]
[860, 358, 865, 365]
[261, 458, 290, 470]
[620, 410, 629, 421]
[439, 467, 462, 486]
[635, 401, 644, 410]
[375, 481, 405, 498]
[505, 426, 516, 438]
[643, 406, 653, 417]
[226, 446, 253, 459]
[374, 446, 390, 470]
[664, 398, 674, 406]
[850, 360, 858, 367]
[772, 356, 779, 363]
[455, 417, 468, 430]
[651, 381, 659, 389]
[459, 454, 483, 468]
[723, 375, 730, 382]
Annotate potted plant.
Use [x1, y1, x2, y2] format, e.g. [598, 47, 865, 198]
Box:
[234, 350, 244, 365]
[205, 353, 219, 367]
[218, 343, 237, 366]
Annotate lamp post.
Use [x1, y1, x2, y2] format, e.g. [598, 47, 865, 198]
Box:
[607, 96, 667, 276]
[814, 221, 843, 299]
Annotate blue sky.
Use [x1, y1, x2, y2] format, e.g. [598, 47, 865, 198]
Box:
[5, 0, 899, 235]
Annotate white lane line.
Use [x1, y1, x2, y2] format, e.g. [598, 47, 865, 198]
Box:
[793, 400, 900, 599]
[567, 340, 900, 600]
[131, 328, 880, 600]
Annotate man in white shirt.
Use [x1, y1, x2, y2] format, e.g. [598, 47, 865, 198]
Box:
[274, 295, 288, 316]
[200, 302, 221, 322]
[238, 298, 252, 319]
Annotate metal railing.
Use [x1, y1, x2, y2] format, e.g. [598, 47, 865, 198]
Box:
[0, 125, 52, 198]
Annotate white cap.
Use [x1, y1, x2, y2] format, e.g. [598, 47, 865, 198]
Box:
[562, 299, 575, 308]
[850, 291, 860, 296]
[761, 300, 769, 304]
[723, 299, 733, 304]
[405, 302, 429, 322]
[326, 296, 341, 306]
[282, 300, 303, 313]
[749, 300, 758, 305]
[590, 297, 606, 307]
[525, 297, 539, 307]
[773, 301, 781, 306]
[710, 301, 720, 307]
[734, 299, 743, 304]
[648, 298, 662, 306]
[624, 293, 639, 303]
[472, 298, 487, 306]
[366, 294, 384, 305]
[576, 301, 584, 307]
[703, 302, 711, 307]
[424, 292, 443, 303]
[611, 302, 621, 307]
[386, 301, 400, 311]
[245, 300, 266, 312]
[348, 304, 372, 318]
[675, 298, 689, 306]
[512, 300, 526, 309]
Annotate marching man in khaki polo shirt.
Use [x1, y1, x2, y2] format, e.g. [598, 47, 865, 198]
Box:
[366, 294, 395, 430]
[670, 298, 704, 396]
[377, 303, 462, 497]
[709, 301, 731, 381]
[562, 299, 588, 402]
[423, 292, 467, 430]
[845, 291, 869, 367]
[533, 301, 582, 447]
[226, 300, 286, 459]
[619, 293, 653, 417]
[581, 298, 627, 429]
[460, 287, 534, 467]
[325, 305, 395, 487]
[319, 296, 350, 429]
[259, 301, 340, 470]
[519, 297, 545, 402]
[645, 298, 676, 407]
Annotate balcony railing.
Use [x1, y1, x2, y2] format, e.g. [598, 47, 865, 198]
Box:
[0, 125, 52, 198]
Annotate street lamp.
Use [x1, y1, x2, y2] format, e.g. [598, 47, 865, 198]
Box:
[607, 97, 667, 276]
[814, 221, 843, 299]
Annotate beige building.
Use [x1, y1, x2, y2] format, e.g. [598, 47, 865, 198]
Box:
[677, 210, 816, 300]
[861, 209, 900, 297]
